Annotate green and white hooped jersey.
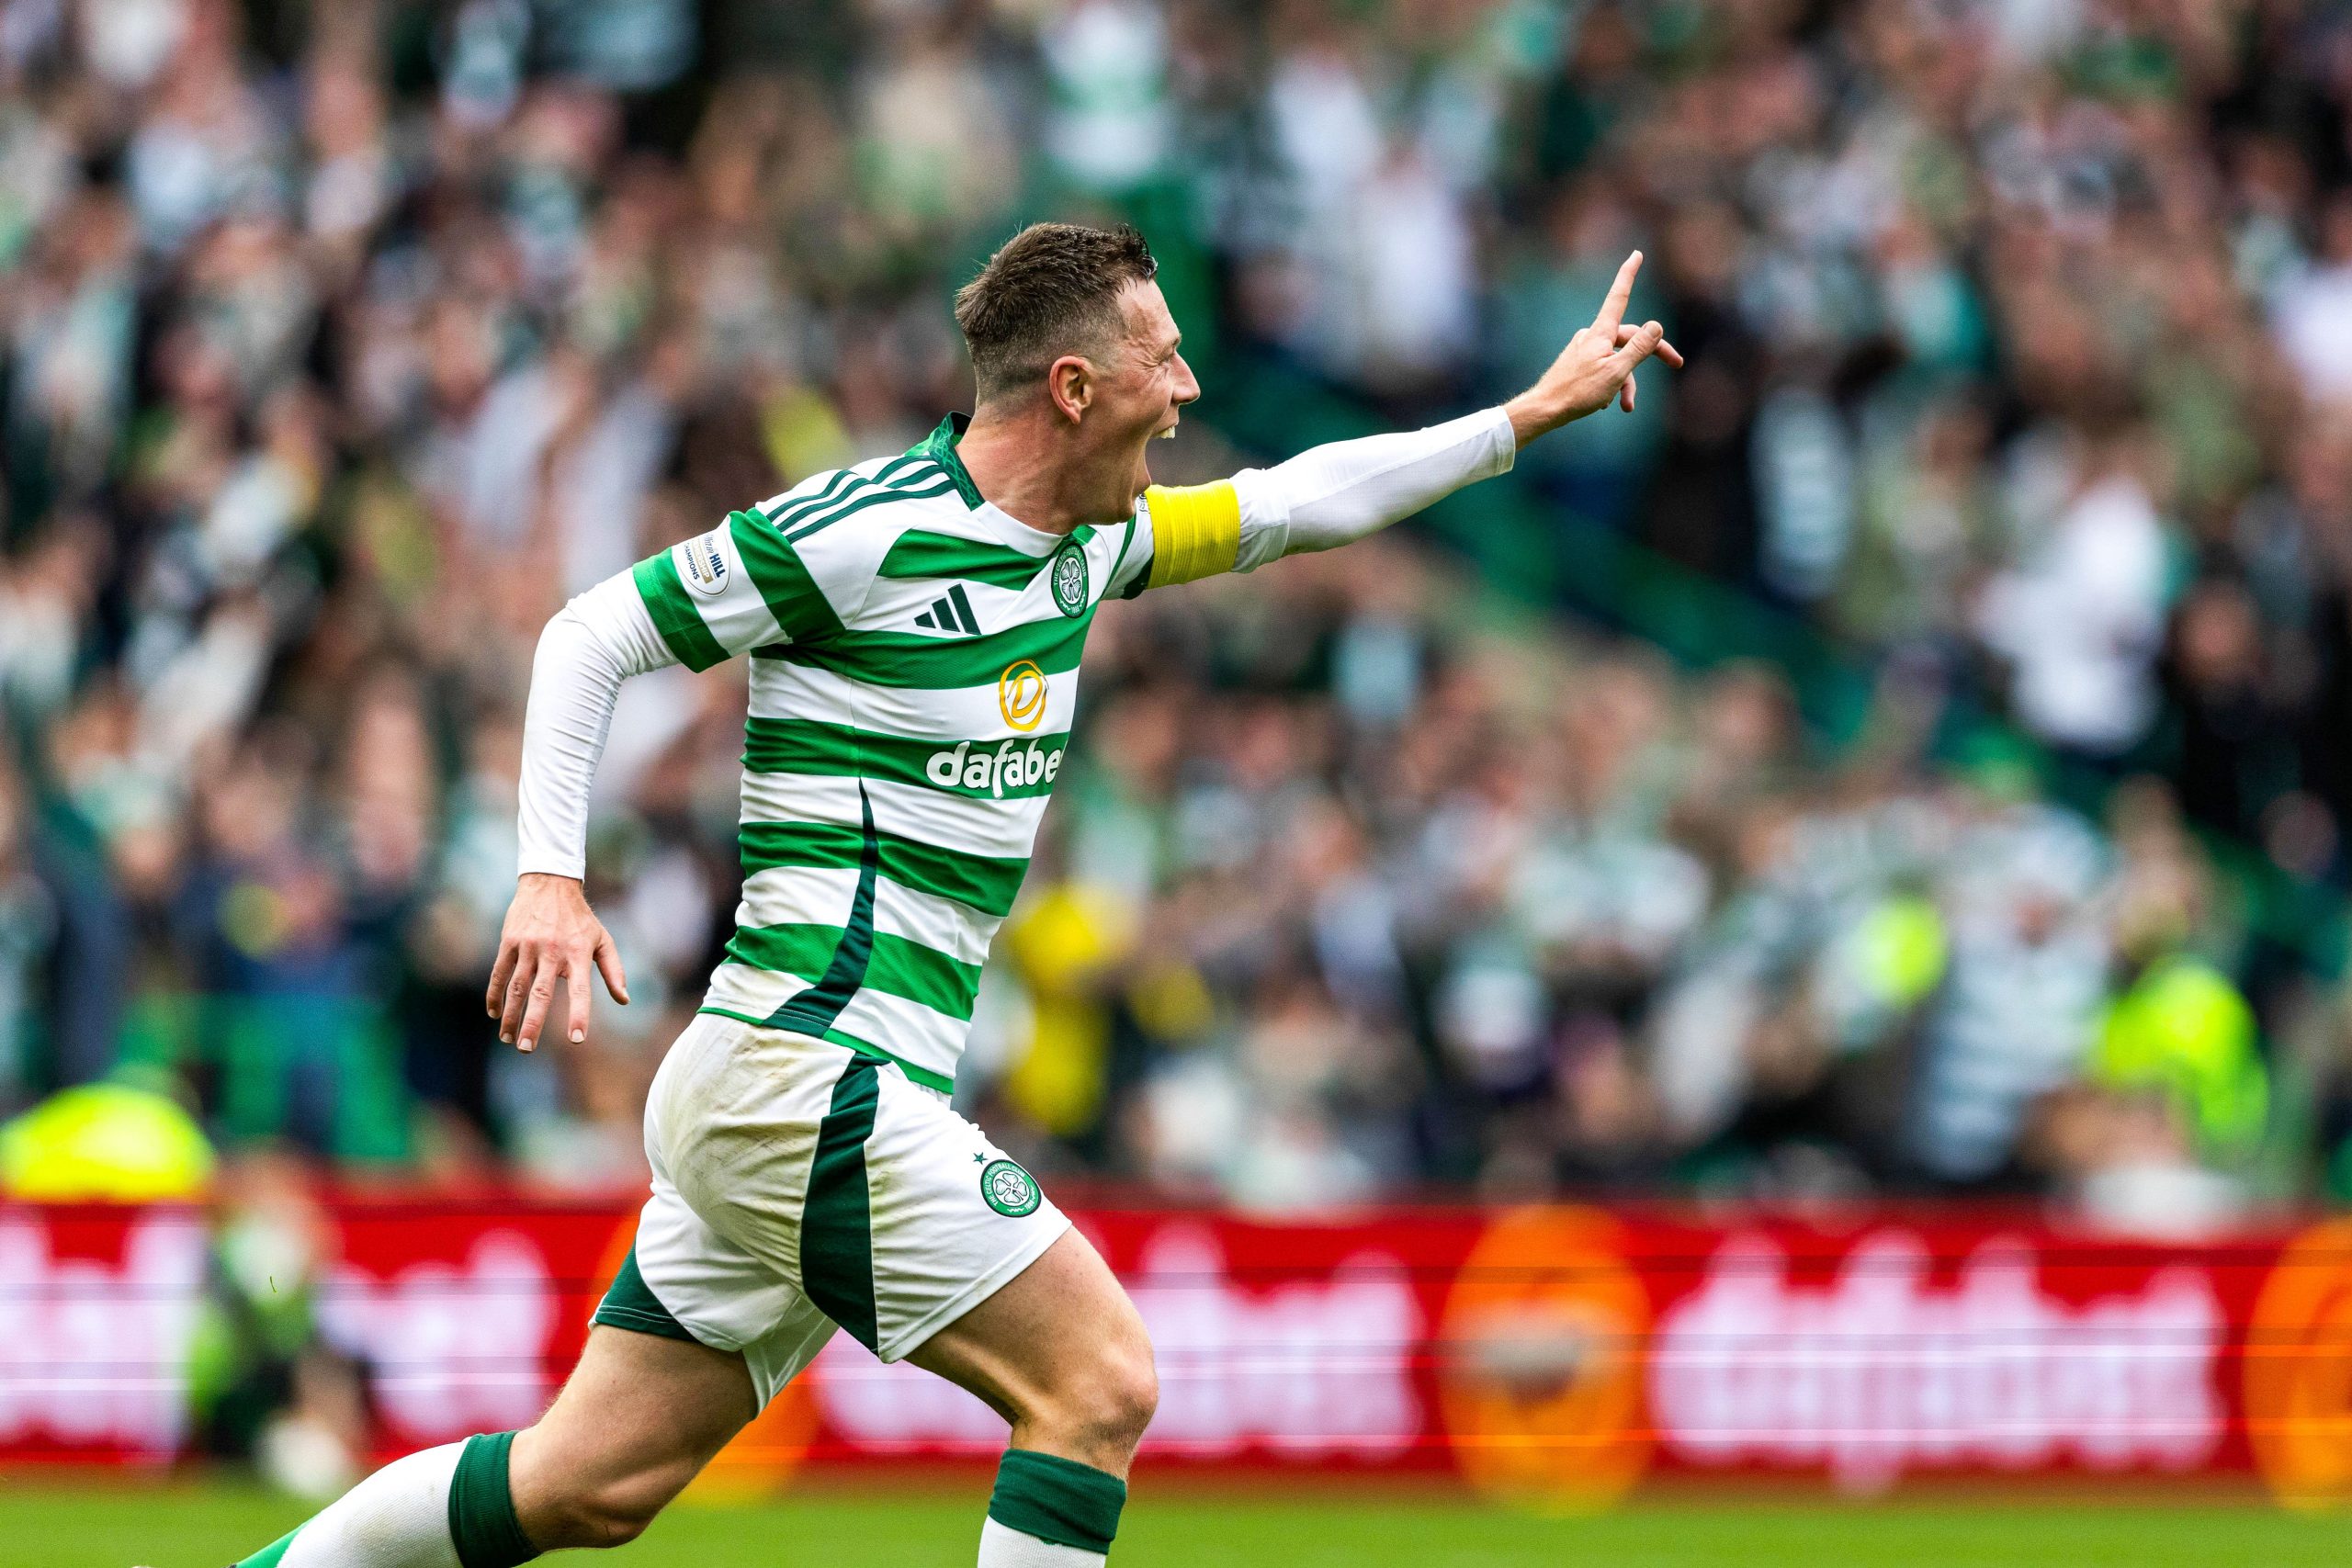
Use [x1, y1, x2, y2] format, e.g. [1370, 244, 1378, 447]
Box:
[628, 415, 1252, 1094]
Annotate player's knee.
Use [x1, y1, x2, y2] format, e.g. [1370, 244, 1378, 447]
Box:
[1074, 1329, 1159, 1453]
[1108, 1337, 1160, 1448]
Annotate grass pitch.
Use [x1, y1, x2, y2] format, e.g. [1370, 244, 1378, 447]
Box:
[14, 1483, 2345, 1566]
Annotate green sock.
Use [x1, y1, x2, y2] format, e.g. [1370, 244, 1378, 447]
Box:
[448, 1430, 541, 1568]
[231, 1437, 526, 1567]
[986, 1449, 1127, 1556]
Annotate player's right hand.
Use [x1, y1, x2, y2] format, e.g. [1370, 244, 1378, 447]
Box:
[487, 872, 631, 1051]
[1504, 250, 1684, 446]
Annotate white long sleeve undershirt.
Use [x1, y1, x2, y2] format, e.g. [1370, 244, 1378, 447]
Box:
[515, 573, 673, 880]
[513, 406, 1520, 880]
[1227, 404, 1516, 570]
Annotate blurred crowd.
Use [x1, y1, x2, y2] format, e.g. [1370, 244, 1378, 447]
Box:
[8, 0, 2352, 1224]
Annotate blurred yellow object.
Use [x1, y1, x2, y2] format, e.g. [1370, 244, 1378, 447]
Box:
[0, 1081, 217, 1201]
[2092, 955, 2267, 1156]
[1853, 892, 1948, 1008]
[1127, 957, 1215, 1043]
[761, 384, 855, 486]
[1001, 883, 1136, 1136]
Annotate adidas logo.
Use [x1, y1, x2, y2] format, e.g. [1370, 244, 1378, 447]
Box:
[914, 584, 981, 635]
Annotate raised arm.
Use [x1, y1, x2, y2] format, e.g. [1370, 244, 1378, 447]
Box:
[1115, 251, 1679, 592]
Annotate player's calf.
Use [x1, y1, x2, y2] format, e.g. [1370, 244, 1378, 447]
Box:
[506, 1324, 757, 1549]
[225, 1326, 754, 1566]
[910, 1229, 1158, 1564]
[508, 1431, 686, 1550]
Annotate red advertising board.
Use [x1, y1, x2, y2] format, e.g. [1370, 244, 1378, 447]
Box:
[5, 1198, 2350, 1508]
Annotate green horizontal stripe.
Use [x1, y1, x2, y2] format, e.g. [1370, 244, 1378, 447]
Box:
[876, 528, 1100, 592]
[695, 1006, 956, 1094]
[743, 719, 1069, 799]
[632, 552, 729, 672]
[727, 510, 842, 643]
[741, 821, 1028, 917]
[726, 922, 982, 1020]
[758, 609, 1090, 688]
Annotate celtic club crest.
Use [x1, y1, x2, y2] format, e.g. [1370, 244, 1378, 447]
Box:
[1049, 540, 1089, 617]
[980, 1157, 1042, 1217]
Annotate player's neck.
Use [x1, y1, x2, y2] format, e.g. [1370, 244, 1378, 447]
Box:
[958, 405, 1138, 536]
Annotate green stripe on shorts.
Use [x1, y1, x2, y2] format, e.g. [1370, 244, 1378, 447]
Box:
[592, 1245, 701, 1345]
[802, 1053, 881, 1348]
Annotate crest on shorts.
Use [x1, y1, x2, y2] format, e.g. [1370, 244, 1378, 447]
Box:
[1049, 539, 1089, 617]
[980, 1157, 1042, 1217]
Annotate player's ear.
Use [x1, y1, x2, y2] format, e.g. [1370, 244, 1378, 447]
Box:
[1046, 355, 1092, 423]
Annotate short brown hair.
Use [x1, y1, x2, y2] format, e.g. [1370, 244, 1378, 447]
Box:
[954, 222, 1159, 403]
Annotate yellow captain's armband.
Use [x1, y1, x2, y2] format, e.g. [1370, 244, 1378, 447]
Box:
[1141, 480, 1241, 591]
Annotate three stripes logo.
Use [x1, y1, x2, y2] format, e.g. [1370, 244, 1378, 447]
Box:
[914, 584, 981, 636]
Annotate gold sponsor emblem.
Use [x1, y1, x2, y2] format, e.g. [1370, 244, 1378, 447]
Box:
[2247, 1216, 2352, 1509]
[1438, 1206, 1653, 1511]
[999, 660, 1047, 732]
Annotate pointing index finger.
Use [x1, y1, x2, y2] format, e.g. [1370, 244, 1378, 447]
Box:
[1592, 250, 1643, 335]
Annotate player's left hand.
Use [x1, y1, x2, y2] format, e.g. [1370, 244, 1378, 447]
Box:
[1504, 250, 1685, 446]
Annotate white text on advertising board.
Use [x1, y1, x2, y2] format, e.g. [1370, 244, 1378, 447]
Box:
[1649, 1232, 2222, 1491]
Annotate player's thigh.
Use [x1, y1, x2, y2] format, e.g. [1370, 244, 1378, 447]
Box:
[509, 1324, 757, 1532]
[905, 1226, 1158, 1472]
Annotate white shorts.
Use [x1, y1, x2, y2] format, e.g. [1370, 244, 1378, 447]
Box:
[594, 1012, 1069, 1407]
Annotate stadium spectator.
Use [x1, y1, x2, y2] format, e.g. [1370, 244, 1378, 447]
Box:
[4, 0, 2350, 1214]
